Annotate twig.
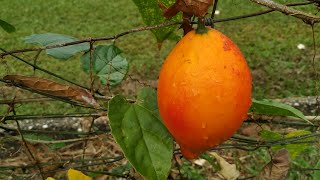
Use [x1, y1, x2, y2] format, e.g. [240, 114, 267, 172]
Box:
[250, 0, 320, 24]
[204, 1, 313, 25]
[0, 125, 107, 135]
[0, 156, 123, 170]
[0, 22, 179, 58]
[82, 117, 96, 165]
[89, 39, 94, 94]
[14, 120, 45, 179]
[210, 0, 219, 28]
[2, 131, 99, 144]
[39, 156, 124, 175]
[0, 113, 100, 121]
[33, 49, 42, 74]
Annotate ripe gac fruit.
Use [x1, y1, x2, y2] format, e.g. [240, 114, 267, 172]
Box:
[157, 27, 252, 159]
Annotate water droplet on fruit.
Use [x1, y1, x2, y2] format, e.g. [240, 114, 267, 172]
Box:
[173, 83, 176, 87]
[191, 89, 199, 96]
[201, 122, 207, 129]
[203, 136, 209, 140]
[180, 81, 187, 86]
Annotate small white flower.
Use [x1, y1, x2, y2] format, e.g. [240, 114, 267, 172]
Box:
[297, 44, 306, 50]
[77, 128, 82, 132]
[28, 126, 33, 130]
[215, 10, 220, 15]
[42, 124, 48, 129]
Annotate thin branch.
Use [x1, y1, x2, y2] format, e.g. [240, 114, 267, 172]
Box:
[205, 1, 314, 25]
[14, 120, 45, 179]
[0, 156, 123, 170]
[39, 156, 124, 175]
[0, 22, 179, 58]
[250, 0, 320, 24]
[0, 125, 106, 135]
[4, 132, 99, 144]
[89, 39, 94, 93]
[82, 117, 96, 165]
[210, 0, 219, 28]
[0, 113, 100, 121]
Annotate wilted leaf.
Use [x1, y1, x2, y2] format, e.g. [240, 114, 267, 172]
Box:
[108, 87, 173, 180]
[250, 99, 311, 124]
[3, 75, 99, 107]
[0, 19, 15, 33]
[68, 169, 91, 180]
[260, 130, 313, 159]
[132, 0, 180, 43]
[162, 0, 214, 18]
[210, 152, 239, 180]
[25, 33, 89, 60]
[256, 149, 290, 180]
[81, 45, 128, 86]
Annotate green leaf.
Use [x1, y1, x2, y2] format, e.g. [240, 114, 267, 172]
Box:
[25, 33, 89, 60]
[259, 130, 313, 159]
[250, 99, 311, 124]
[0, 19, 15, 33]
[284, 130, 313, 158]
[312, 160, 320, 179]
[81, 45, 128, 86]
[132, 0, 180, 43]
[108, 88, 173, 180]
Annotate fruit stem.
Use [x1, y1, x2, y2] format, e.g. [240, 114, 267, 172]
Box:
[196, 17, 208, 34]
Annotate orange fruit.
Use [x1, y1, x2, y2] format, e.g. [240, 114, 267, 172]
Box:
[157, 27, 252, 159]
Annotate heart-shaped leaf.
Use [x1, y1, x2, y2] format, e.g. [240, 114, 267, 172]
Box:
[81, 45, 128, 86]
[108, 88, 173, 180]
[25, 33, 90, 60]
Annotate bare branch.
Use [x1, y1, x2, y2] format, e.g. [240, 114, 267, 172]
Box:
[250, 0, 320, 24]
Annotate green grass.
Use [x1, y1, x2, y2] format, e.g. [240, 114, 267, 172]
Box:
[1, 0, 320, 115]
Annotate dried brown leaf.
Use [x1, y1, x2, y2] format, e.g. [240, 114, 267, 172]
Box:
[256, 149, 290, 180]
[3, 75, 99, 107]
[162, 0, 213, 18]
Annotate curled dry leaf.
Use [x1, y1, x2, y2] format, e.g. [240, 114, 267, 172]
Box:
[160, 0, 213, 35]
[3, 75, 99, 107]
[161, 0, 214, 18]
[210, 152, 240, 180]
[256, 149, 290, 180]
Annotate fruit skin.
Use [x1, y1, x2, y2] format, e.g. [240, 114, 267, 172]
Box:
[157, 27, 252, 159]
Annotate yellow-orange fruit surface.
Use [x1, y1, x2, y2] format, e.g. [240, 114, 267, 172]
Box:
[157, 28, 252, 159]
